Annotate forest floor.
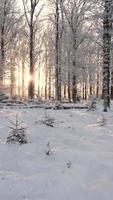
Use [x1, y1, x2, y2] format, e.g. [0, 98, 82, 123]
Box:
[0, 102, 113, 200]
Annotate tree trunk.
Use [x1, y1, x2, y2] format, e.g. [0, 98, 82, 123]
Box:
[10, 58, 15, 97]
[82, 82, 85, 100]
[103, 0, 112, 111]
[45, 41, 48, 100]
[18, 65, 21, 97]
[67, 53, 71, 102]
[55, 0, 61, 101]
[0, 32, 5, 86]
[37, 62, 40, 97]
[72, 75, 77, 103]
[72, 59, 77, 102]
[89, 73, 93, 96]
[28, 23, 34, 99]
[22, 60, 25, 99]
[96, 73, 99, 98]
[85, 82, 87, 100]
[111, 70, 113, 99]
[0, 1, 6, 87]
[68, 71, 71, 102]
[48, 65, 51, 99]
[64, 83, 66, 99]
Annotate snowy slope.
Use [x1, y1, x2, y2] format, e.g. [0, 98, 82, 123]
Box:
[0, 105, 113, 200]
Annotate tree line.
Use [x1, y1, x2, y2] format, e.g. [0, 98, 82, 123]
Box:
[0, 0, 113, 111]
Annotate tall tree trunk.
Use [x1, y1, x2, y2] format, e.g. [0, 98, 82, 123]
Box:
[22, 0, 42, 99]
[45, 41, 48, 100]
[10, 58, 15, 97]
[64, 83, 66, 99]
[55, 0, 61, 101]
[82, 82, 85, 100]
[89, 72, 93, 96]
[96, 46, 100, 98]
[0, 32, 5, 86]
[18, 65, 21, 97]
[72, 59, 77, 102]
[28, 23, 34, 98]
[68, 71, 71, 102]
[0, 0, 7, 87]
[22, 60, 25, 99]
[72, 74, 77, 103]
[111, 69, 113, 100]
[38, 65, 40, 97]
[67, 53, 71, 102]
[48, 65, 51, 99]
[72, 36, 77, 103]
[96, 73, 99, 98]
[85, 82, 87, 100]
[103, 0, 112, 111]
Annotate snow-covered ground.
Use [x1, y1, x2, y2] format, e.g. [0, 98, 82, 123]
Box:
[0, 104, 113, 200]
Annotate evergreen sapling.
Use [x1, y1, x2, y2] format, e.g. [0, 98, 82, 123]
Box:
[7, 114, 27, 144]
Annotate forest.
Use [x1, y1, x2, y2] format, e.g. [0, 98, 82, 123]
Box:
[0, 0, 112, 111]
[0, 1, 113, 200]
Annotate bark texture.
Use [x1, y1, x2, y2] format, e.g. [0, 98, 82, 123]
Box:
[103, 0, 112, 111]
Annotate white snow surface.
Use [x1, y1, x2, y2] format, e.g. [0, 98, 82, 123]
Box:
[0, 104, 113, 200]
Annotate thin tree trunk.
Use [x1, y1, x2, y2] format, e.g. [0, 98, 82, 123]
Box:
[72, 59, 77, 103]
[45, 41, 48, 100]
[85, 82, 87, 100]
[10, 58, 15, 97]
[0, 32, 5, 86]
[0, 0, 7, 87]
[67, 53, 71, 102]
[22, 60, 25, 99]
[83, 83, 84, 100]
[38, 66, 40, 97]
[18, 65, 21, 97]
[111, 70, 113, 99]
[55, 0, 61, 101]
[89, 73, 93, 96]
[72, 37, 77, 103]
[28, 23, 34, 98]
[72, 75, 77, 103]
[68, 71, 71, 102]
[96, 73, 99, 98]
[48, 65, 51, 99]
[68, 76, 71, 102]
[64, 83, 66, 99]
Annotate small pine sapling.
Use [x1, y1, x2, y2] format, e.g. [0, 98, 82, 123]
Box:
[46, 142, 52, 155]
[38, 110, 55, 127]
[97, 115, 107, 126]
[53, 102, 61, 110]
[87, 97, 96, 111]
[66, 160, 72, 168]
[7, 114, 27, 144]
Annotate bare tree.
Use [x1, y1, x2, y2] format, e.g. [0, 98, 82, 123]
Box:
[62, 0, 100, 102]
[0, 0, 17, 87]
[103, 0, 112, 111]
[55, 0, 61, 101]
[22, 0, 43, 98]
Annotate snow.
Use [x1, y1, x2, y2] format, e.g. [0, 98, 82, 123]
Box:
[0, 103, 113, 200]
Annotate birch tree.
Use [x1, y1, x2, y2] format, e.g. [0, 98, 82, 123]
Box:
[103, 0, 112, 111]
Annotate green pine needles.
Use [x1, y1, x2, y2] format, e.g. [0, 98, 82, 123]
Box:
[7, 114, 27, 145]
